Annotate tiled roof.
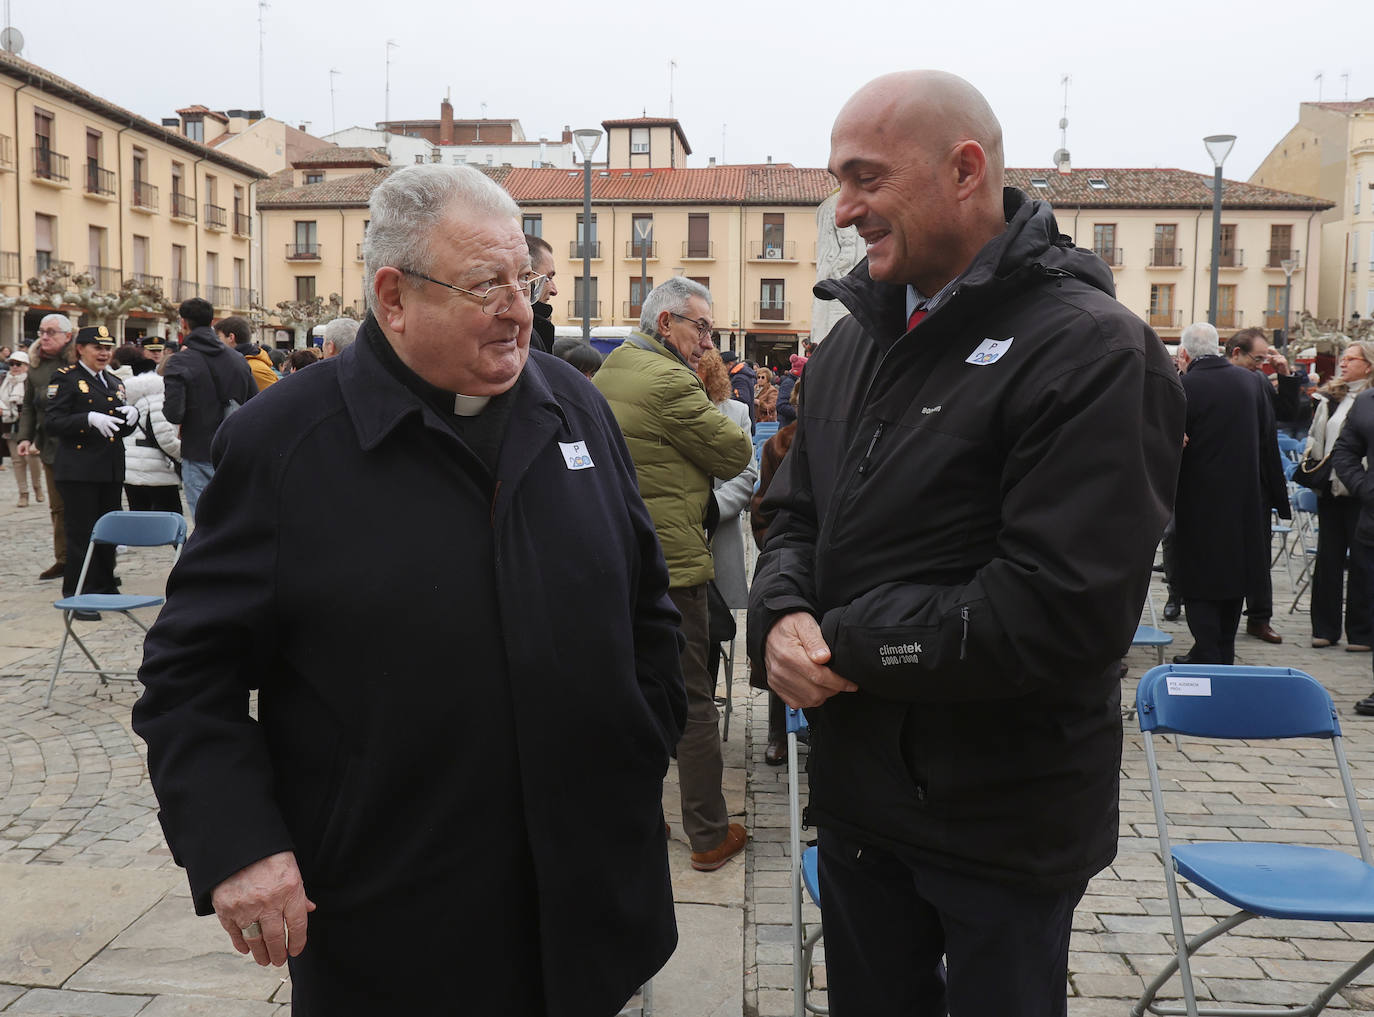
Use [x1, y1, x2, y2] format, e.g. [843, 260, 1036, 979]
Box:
[1306, 99, 1374, 114]
[258, 168, 395, 208]
[601, 117, 692, 155]
[0, 52, 265, 179]
[177, 104, 229, 122]
[500, 166, 834, 205]
[291, 147, 390, 169]
[1005, 168, 1332, 211]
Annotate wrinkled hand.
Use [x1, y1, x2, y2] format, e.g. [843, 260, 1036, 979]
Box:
[16, 439, 32, 456]
[211, 851, 316, 967]
[86, 412, 120, 438]
[765, 612, 857, 709]
[116, 404, 139, 425]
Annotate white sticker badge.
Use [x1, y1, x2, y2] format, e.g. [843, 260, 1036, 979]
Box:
[559, 441, 595, 471]
[1166, 676, 1212, 697]
[966, 336, 1014, 366]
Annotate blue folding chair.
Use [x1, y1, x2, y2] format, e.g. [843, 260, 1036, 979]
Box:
[45, 511, 187, 708]
[786, 707, 826, 1016]
[1133, 664, 1374, 1017]
[1132, 593, 1173, 666]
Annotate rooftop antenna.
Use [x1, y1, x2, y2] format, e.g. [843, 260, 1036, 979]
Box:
[329, 69, 341, 136]
[1315, 71, 1324, 101]
[669, 59, 677, 118]
[1342, 70, 1350, 101]
[385, 40, 398, 124]
[258, 0, 269, 111]
[1052, 73, 1072, 173]
[721, 122, 726, 165]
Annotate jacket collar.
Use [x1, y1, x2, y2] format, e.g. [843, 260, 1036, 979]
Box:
[627, 328, 693, 371]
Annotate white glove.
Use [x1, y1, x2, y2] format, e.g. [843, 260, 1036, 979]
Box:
[87, 412, 120, 438]
[116, 404, 139, 425]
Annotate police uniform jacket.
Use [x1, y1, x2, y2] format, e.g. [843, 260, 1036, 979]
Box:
[44, 363, 136, 482]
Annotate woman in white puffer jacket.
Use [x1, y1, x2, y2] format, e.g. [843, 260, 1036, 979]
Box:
[122, 356, 183, 513]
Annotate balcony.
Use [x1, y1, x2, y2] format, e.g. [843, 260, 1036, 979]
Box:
[170, 279, 197, 301]
[355, 243, 364, 262]
[131, 180, 159, 212]
[750, 240, 797, 261]
[171, 191, 196, 222]
[0, 134, 12, 171]
[682, 241, 715, 260]
[624, 241, 658, 260]
[1147, 247, 1183, 268]
[1214, 309, 1244, 329]
[204, 204, 228, 230]
[568, 241, 602, 260]
[233, 212, 252, 237]
[1212, 249, 1244, 269]
[1266, 249, 1301, 270]
[86, 266, 121, 292]
[32, 147, 68, 185]
[1146, 309, 1181, 329]
[1094, 248, 1124, 267]
[754, 300, 791, 322]
[623, 301, 645, 320]
[84, 165, 115, 198]
[567, 300, 601, 320]
[207, 285, 231, 307]
[1264, 312, 1288, 329]
[231, 287, 257, 310]
[286, 243, 321, 261]
[0, 251, 19, 283]
[129, 272, 164, 291]
[31, 256, 73, 277]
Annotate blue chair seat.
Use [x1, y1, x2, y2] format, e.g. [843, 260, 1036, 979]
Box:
[54, 594, 165, 612]
[1133, 624, 1171, 647]
[1174, 842, 1374, 921]
[802, 845, 821, 906]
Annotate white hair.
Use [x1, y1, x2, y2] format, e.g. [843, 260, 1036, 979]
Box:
[363, 164, 520, 314]
[1180, 321, 1220, 358]
[640, 277, 712, 336]
[40, 312, 73, 334]
[322, 317, 360, 353]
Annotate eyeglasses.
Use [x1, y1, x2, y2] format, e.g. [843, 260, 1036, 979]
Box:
[401, 269, 545, 316]
[37, 327, 66, 337]
[668, 311, 714, 339]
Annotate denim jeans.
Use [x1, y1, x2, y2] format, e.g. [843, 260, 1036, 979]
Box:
[181, 459, 214, 521]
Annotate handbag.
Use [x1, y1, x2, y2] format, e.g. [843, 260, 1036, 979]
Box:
[1293, 450, 1333, 491]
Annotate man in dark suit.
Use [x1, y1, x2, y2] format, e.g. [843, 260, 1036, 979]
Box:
[1175, 322, 1283, 663]
[42, 325, 139, 604]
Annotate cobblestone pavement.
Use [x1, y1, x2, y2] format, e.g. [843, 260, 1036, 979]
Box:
[9, 471, 1374, 1015]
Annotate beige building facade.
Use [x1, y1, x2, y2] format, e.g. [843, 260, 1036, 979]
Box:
[1251, 99, 1374, 322]
[0, 54, 263, 345]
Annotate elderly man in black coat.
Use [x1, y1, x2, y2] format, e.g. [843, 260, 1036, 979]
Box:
[1174, 321, 1286, 664]
[133, 164, 687, 1017]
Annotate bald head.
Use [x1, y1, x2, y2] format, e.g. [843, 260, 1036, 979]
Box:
[829, 71, 1007, 292]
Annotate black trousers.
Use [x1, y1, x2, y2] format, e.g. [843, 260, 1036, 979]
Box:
[1244, 553, 1273, 624]
[124, 484, 184, 515]
[816, 828, 1084, 1017]
[1312, 495, 1371, 645]
[57, 480, 123, 597]
[1182, 598, 1244, 664]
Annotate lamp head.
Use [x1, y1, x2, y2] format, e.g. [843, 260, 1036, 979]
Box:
[573, 129, 602, 161]
[1203, 134, 1236, 168]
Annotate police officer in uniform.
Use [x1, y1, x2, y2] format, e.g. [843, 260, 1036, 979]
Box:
[44, 325, 139, 605]
[142, 336, 167, 366]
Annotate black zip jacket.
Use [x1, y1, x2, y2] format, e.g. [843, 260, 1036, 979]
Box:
[162, 326, 257, 462]
[747, 188, 1185, 889]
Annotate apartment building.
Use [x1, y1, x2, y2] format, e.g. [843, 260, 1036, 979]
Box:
[1250, 99, 1374, 321]
[0, 53, 264, 344]
[1007, 168, 1331, 339]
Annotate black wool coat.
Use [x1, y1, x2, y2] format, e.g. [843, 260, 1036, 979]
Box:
[133, 320, 687, 1017]
[1175, 357, 1283, 600]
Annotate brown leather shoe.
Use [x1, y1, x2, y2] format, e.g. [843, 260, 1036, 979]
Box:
[38, 563, 64, 581]
[1246, 622, 1282, 644]
[764, 735, 786, 766]
[691, 823, 747, 872]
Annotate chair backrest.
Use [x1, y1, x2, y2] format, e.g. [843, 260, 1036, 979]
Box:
[1294, 487, 1319, 514]
[1277, 433, 1303, 455]
[90, 511, 187, 549]
[1137, 664, 1338, 740]
[786, 706, 809, 737]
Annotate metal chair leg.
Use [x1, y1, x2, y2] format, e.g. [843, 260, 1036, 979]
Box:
[43, 612, 76, 708]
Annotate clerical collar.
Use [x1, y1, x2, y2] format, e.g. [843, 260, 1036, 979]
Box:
[453, 394, 491, 416]
[366, 319, 500, 418]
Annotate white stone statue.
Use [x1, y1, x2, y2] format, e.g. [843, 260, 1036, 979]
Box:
[811, 190, 867, 345]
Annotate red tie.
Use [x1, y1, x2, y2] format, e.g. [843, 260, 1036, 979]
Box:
[907, 308, 927, 331]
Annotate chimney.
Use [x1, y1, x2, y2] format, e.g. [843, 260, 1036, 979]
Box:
[766, 155, 773, 166]
[708, 156, 716, 168]
[539, 138, 547, 165]
[440, 95, 454, 146]
[562, 125, 572, 145]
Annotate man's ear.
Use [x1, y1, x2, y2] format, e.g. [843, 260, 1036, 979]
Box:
[373, 267, 408, 334]
[951, 140, 988, 202]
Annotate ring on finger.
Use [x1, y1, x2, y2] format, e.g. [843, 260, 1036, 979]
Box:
[241, 921, 263, 940]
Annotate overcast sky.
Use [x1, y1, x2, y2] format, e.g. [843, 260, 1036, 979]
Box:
[12, 0, 1373, 185]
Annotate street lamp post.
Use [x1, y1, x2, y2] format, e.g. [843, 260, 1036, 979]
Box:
[634, 218, 652, 320]
[1203, 134, 1236, 328]
[1280, 257, 1297, 349]
[573, 129, 602, 340]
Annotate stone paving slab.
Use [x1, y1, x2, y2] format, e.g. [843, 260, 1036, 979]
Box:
[651, 903, 743, 1017]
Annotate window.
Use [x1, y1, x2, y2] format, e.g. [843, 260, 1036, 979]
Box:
[760, 278, 786, 320]
[1269, 225, 1293, 267]
[171, 161, 184, 194]
[1088, 178, 1109, 190]
[631, 214, 654, 256]
[687, 214, 710, 259]
[132, 148, 146, 183]
[573, 276, 598, 318]
[1367, 288, 1374, 318]
[1215, 284, 1237, 328]
[1354, 229, 1362, 272]
[304, 172, 324, 185]
[233, 184, 244, 218]
[1152, 224, 1178, 267]
[1266, 285, 1286, 327]
[172, 244, 188, 296]
[184, 117, 203, 143]
[233, 258, 246, 290]
[522, 214, 542, 238]
[33, 107, 54, 180]
[1148, 283, 1174, 327]
[132, 236, 149, 279]
[1092, 224, 1117, 265]
[296, 276, 317, 303]
[86, 129, 101, 187]
[1357, 175, 1363, 215]
[293, 221, 318, 258]
[576, 214, 598, 258]
[88, 226, 106, 271]
[629, 276, 653, 315]
[206, 251, 219, 288]
[1218, 224, 1238, 268]
[205, 174, 218, 205]
[763, 213, 785, 258]
[688, 276, 710, 290]
[631, 127, 649, 154]
[34, 213, 55, 272]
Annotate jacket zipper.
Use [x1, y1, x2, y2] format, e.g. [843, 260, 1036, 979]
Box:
[857, 423, 884, 475]
[960, 606, 970, 661]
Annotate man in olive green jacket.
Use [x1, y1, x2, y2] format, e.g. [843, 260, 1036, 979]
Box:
[15, 313, 75, 580]
[595, 277, 754, 871]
